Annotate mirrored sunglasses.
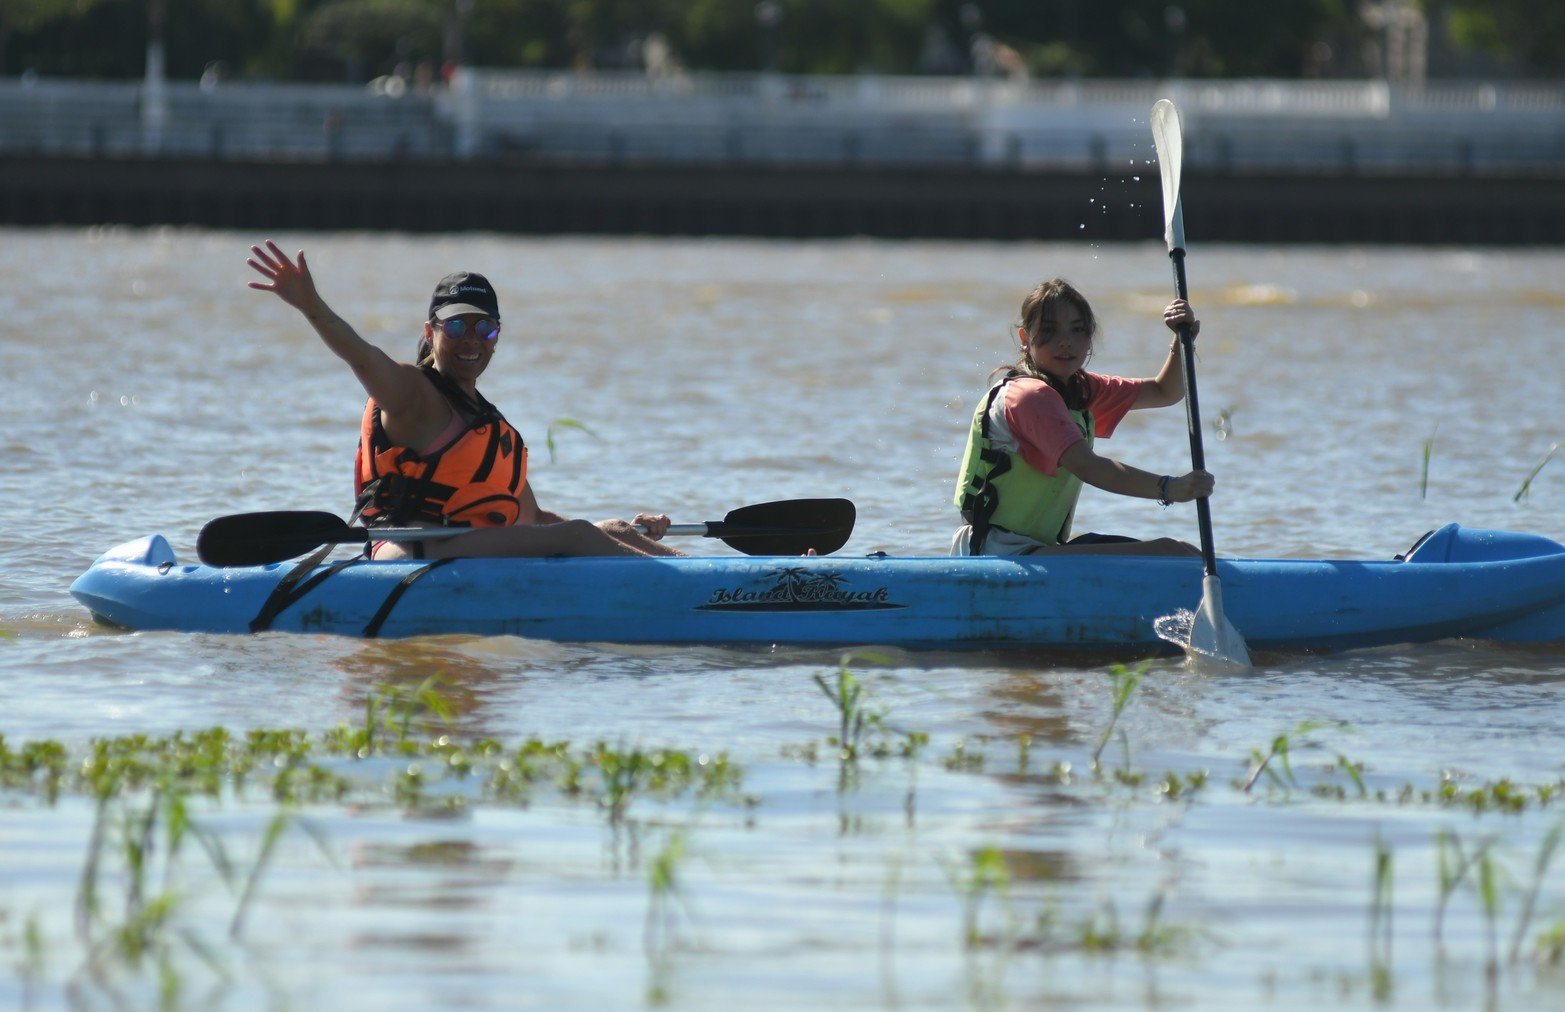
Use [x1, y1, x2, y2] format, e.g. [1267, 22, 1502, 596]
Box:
[436, 317, 500, 341]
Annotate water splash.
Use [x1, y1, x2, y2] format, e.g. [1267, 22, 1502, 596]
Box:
[1154, 609, 1194, 649]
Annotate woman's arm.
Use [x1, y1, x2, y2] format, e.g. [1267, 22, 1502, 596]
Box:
[518, 481, 672, 541]
[1059, 440, 1212, 503]
[247, 241, 433, 419]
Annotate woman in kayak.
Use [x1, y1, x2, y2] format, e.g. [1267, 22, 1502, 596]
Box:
[246, 240, 683, 559]
[952, 277, 1213, 556]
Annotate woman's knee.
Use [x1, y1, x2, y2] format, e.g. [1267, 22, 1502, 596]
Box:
[596, 518, 636, 538]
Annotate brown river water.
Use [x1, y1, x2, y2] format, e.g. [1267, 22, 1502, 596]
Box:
[3, 226, 1565, 1008]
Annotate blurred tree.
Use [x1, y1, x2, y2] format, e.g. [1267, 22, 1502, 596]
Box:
[1, 0, 1557, 79]
[6, 0, 304, 79]
[1423, 0, 1565, 73]
[678, 0, 936, 73]
[304, 0, 442, 80]
[0, 0, 111, 73]
[966, 0, 1360, 78]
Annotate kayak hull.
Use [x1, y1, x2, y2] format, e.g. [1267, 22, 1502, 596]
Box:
[69, 523, 1565, 651]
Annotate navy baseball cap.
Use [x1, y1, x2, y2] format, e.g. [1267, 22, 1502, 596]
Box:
[429, 271, 501, 321]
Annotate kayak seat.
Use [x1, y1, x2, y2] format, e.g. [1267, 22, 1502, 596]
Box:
[1401, 523, 1565, 564]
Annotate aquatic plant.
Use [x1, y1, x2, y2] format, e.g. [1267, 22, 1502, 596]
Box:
[544, 417, 601, 464]
[1242, 720, 1342, 793]
[1536, 920, 1565, 965]
[1368, 833, 1394, 994]
[644, 828, 692, 957]
[943, 740, 984, 772]
[1434, 828, 1482, 950]
[69, 778, 327, 1002]
[1154, 769, 1208, 800]
[812, 651, 925, 765]
[1507, 822, 1564, 965]
[230, 809, 331, 940]
[1076, 893, 1195, 955]
[325, 674, 452, 758]
[813, 651, 884, 761]
[1513, 442, 1558, 503]
[1091, 661, 1149, 772]
[1420, 423, 1438, 500]
[592, 743, 741, 823]
[1478, 844, 1502, 978]
[946, 845, 1013, 948]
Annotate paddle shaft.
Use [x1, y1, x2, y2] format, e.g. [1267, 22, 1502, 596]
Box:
[1169, 247, 1218, 577]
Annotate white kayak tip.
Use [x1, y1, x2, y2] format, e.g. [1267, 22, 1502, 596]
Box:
[1186, 575, 1252, 670]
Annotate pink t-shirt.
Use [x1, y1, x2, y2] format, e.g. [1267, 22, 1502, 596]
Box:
[1000, 373, 1149, 476]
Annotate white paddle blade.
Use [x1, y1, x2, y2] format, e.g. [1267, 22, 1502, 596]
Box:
[1150, 98, 1186, 251]
[1187, 574, 1251, 669]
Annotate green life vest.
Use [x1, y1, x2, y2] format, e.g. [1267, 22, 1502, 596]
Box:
[953, 378, 1093, 553]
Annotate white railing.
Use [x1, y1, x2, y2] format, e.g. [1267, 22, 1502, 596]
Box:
[1, 72, 1561, 171]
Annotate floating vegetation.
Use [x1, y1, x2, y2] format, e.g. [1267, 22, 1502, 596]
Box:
[946, 845, 1013, 948]
[0, 711, 745, 820]
[1420, 422, 1438, 500]
[544, 416, 602, 464]
[1242, 719, 1345, 793]
[644, 828, 693, 958]
[1513, 442, 1558, 503]
[1368, 833, 1395, 998]
[811, 651, 927, 765]
[1091, 661, 1149, 772]
[942, 740, 984, 772]
[0, 690, 749, 1005]
[9, 654, 1565, 1007]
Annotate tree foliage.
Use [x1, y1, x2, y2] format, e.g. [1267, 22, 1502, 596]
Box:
[1, 0, 1559, 81]
[1423, 0, 1565, 73]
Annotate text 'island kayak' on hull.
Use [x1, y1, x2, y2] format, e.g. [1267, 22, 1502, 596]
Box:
[67, 523, 1565, 653]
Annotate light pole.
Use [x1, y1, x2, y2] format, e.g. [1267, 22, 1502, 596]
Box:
[142, 0, 168, 153]
[755, 2, 781, 73]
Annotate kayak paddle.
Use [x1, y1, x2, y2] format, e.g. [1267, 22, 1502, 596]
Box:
[197, 498, 856, 566]
[1150, 98, 1251, 669]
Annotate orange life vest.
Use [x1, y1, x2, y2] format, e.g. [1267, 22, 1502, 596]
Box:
[353, 366, 528, 528]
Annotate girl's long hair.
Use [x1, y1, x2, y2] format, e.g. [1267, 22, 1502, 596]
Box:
[993, 277, 1098, 410]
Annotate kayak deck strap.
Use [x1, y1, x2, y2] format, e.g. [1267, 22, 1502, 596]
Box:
[250, 552, 363, 632]
[363, 557, 457, 638]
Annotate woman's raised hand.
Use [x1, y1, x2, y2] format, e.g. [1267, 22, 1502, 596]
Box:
[246, 240, 321, 313]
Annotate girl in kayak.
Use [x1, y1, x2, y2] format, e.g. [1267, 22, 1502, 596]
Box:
[246, 240, 683, 559]
[952, 277, 1213, 556]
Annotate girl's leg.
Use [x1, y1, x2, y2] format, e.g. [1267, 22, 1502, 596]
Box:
[1026, 537, 1199, 557]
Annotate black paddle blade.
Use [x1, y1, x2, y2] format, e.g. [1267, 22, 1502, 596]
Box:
[197, 510, 363, 567]
[709, 498, 856, 556]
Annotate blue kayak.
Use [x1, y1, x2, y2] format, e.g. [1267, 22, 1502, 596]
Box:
[69, 523, 1565, 651]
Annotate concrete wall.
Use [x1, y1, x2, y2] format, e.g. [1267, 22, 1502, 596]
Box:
[2, 154, 1559, 243]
